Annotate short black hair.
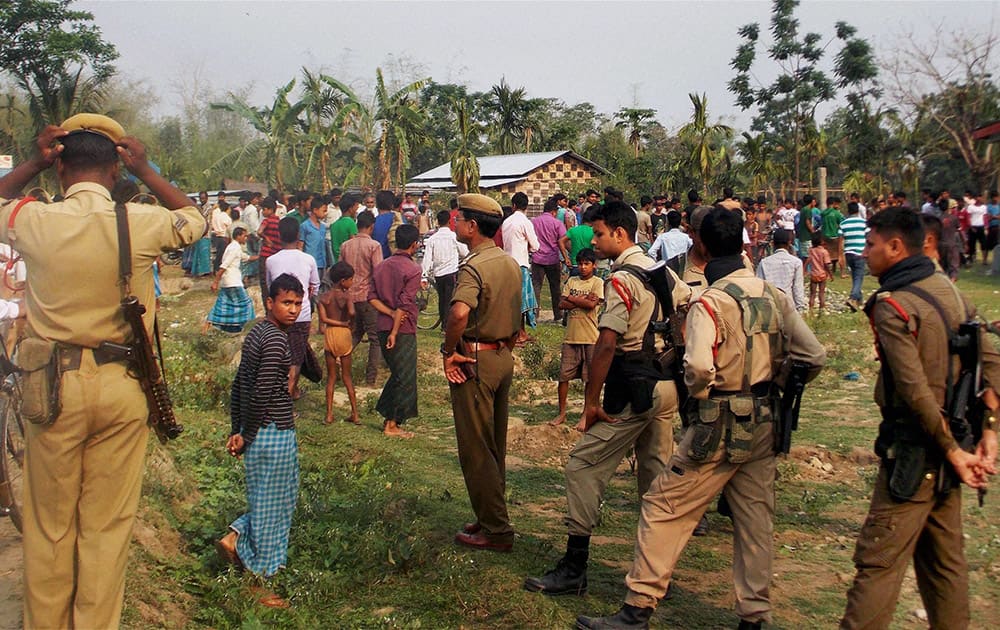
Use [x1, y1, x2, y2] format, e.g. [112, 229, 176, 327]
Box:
[847, 202, 859, 215]
[327, 260, 354, 284]
[376, 190, 395, 211]
[460, 209, 502, 238]
[269, 272, 304, 299]
[576, 248, 596, 264]
[356, 210, 376, 230]
[640, 195, 652, 206]
[511, 192, 528, 210]
[449, 197, 458, 210]
[773, 228, 791, 246]
[591, 200, 637, 238]
[338, 193, 356, 213]
[811, 232, 823, 248]
[687, 189, 700, 204]
[310, 196, 327, 211]
[699, 207, 744, 257]
[436, 209, 451, 226]
[543, 197, 558, 213]
[59, 132, 118, 170]
[260, 197, 277, 210]
[666, 210, 682, 229]
[395, 223, 419, 250]
[231, 226, 247, 239]
[921, 214, 942, 244]
[868, 206, 924, 255]
[328, 188, 342, 197]
[723, 187, 734, 199]
[802, 194, 814, 206]
[278, 216, 300, 244]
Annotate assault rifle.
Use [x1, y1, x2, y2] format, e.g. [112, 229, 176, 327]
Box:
[121, 296, 182, 443]
[774, 360, 811, 454]
[947, 320, 985, 506]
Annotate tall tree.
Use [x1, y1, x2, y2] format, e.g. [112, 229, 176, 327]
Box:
[450, 98, 481, 194]
[373, 68, 429, 189]
[678, 93, 733, 195]
[484, 78, 527, 154]
[614, 107, 657, 158]
[728, 0, 877, 195]
[299, 68, 361, 190]
[0, 1, 118, 132]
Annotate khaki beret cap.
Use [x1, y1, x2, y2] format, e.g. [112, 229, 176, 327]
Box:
[60, 113, 125, 143]
[457, 193, 502, 217]
[689, 205, 714, 232]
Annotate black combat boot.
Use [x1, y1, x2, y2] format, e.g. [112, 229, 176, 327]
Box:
[576, 604, 654, 630]
[737, 620, 762, 630]
[524, 535, 589, 596]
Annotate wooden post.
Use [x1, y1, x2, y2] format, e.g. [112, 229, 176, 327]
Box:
[818, 167, 827, 208]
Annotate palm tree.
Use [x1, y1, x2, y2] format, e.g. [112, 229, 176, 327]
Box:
[614, 107, 657, 158]
[678, 93, 733, 195]
[484, 78, 527, 154]
[20, 67, 109, 132]
[373, 68, 429, 188]
[522, 98, 547, 153]
[738, 132, 776, 200]
[299, 68, 362, 190]
[210, 79, 307, 190]
[450, 98, 481, 194]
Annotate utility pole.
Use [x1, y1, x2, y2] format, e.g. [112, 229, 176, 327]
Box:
[818, 167, 827, 209]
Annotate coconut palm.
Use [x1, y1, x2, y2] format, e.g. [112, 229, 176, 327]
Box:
[210, 79, 307, 190]
[484, 79, 528, 155]
[450, 98, 481, 194]
[614, 107, 657, 158]
[299, 68, 362, 190]
[373, 68, 429, 189]
[738, 131, 776, 199]
[678, 93, 733, 194]
[20, 66, 109, 132]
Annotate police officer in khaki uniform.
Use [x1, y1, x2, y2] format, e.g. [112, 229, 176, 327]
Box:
[841, 208, 1000, 629]
[0, 115, 205, 629]
[578, 207, 825, 630]
[443, 193, 522, 552]
[524, 201, 691, 597]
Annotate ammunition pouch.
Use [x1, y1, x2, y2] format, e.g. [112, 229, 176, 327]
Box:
[887, 438, 928, 502]
[602, 351, 661, 415]
[14, 337, 62, 426]
[687, 394, 772, 463]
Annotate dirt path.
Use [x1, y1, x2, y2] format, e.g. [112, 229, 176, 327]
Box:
[0, 519, 21, 630]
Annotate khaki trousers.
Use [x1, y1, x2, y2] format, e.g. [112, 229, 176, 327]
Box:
[624, 418, 776, 624]
[451, 347, 514, 543]
[840, 464, 968, 630]
[565, 380, 676, 536]
[23, 351, 149, 629]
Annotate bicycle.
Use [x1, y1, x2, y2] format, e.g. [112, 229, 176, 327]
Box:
[416, 277, 441, 330]
[0, 324, 24, 533]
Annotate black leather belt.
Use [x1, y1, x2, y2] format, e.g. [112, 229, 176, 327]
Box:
[714, 382, 773, 397]
[57, 343, 133, 371]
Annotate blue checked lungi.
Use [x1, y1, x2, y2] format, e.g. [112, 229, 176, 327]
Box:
[190, 237, 213, 276]
[207, 286, 255, 333]
[520, 266, 537, 328]
[242, 235, 261, 278]
[231, 423, 299, 578]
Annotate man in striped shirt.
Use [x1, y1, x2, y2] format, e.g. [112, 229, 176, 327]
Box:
[839, 202, 868, 311]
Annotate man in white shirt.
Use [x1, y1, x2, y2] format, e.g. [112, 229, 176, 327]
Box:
[240, 192, 262, 282]
[421, 209, 469, 327]
[849, 192, 868, 220]
[210, 198, 233, 272]
[648, 211, 692, 265]
[756, 228, 806, 311]
[502, 192, 540, 338]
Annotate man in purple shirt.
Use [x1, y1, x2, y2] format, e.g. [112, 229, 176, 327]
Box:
[531, 196, 568, 322]
[368, 223, 422, 438]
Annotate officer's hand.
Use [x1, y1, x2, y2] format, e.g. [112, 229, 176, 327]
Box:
[116, 136, 151, 175]
[578, 404, 611, 432]
[35, 125, 67, 167]
[443, 352, 475, 384]
[226, 434, 245, 458]
[947, 448, 989, 489]
[975, 429, 998, 476]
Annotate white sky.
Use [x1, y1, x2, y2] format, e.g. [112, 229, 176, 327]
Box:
[79, 0, 998, 131]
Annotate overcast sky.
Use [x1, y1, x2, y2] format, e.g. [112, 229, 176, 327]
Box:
[79, 0, 997, 131]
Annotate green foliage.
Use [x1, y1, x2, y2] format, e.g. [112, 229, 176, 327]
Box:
[449, 98, 480, 193]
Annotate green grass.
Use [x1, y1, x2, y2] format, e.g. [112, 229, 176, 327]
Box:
[121, 266, 1000, 629]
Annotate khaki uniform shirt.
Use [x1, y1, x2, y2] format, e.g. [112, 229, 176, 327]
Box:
[871, 271, 1000, 455]
[0, 182, 205, 346]
[452, 240, 521, 343]
[599, 245, 691, 353]
[685, 269, 825, 398]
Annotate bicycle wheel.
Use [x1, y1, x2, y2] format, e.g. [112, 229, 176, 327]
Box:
[416, 286, 441, 330]
[0, 389, 25, 533]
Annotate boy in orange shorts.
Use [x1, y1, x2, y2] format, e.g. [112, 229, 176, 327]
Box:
[317, 261, 359, 425]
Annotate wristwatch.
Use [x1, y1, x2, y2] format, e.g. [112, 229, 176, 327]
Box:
[986, 414, 998, 431]
[440, 343, 454, 358]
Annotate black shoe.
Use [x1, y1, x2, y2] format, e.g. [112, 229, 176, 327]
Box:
[692, 515, 709, 537]
[524, 554, 588, 596]
[717, 494, 733, 520]
[737, 621, 762, 630]
[576, 604, 653, 629]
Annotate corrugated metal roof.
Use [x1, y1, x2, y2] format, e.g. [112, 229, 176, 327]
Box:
[408, 150, 608, 185]
[414, 176, 527, 190]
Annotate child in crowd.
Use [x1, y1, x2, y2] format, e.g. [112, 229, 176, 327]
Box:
[317, 262, 359, 426]
[551, 248, 604, 426]
[216, 273, 304, 609]
[299, 196, 330, 275]
[204, 227, 259, 333]
[807, 232, 832, 313]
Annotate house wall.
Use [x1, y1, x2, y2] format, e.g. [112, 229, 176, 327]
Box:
[491, 155, 598, 214]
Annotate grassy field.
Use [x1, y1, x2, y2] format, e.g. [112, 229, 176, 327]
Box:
[119, 264, 1000, 629]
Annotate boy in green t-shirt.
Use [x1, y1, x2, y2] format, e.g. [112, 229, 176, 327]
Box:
[550, 249, 604, 426]
[560, 207, 596, 277]
[819, 196, 845, 277]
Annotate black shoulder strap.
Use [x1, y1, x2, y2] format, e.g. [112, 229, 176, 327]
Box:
[114, 202, 133, 299]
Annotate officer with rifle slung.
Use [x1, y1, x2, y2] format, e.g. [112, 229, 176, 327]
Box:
[0, 115, 205, 629]
[841, 207, 999, 630]
[577, 207, 825, 630]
